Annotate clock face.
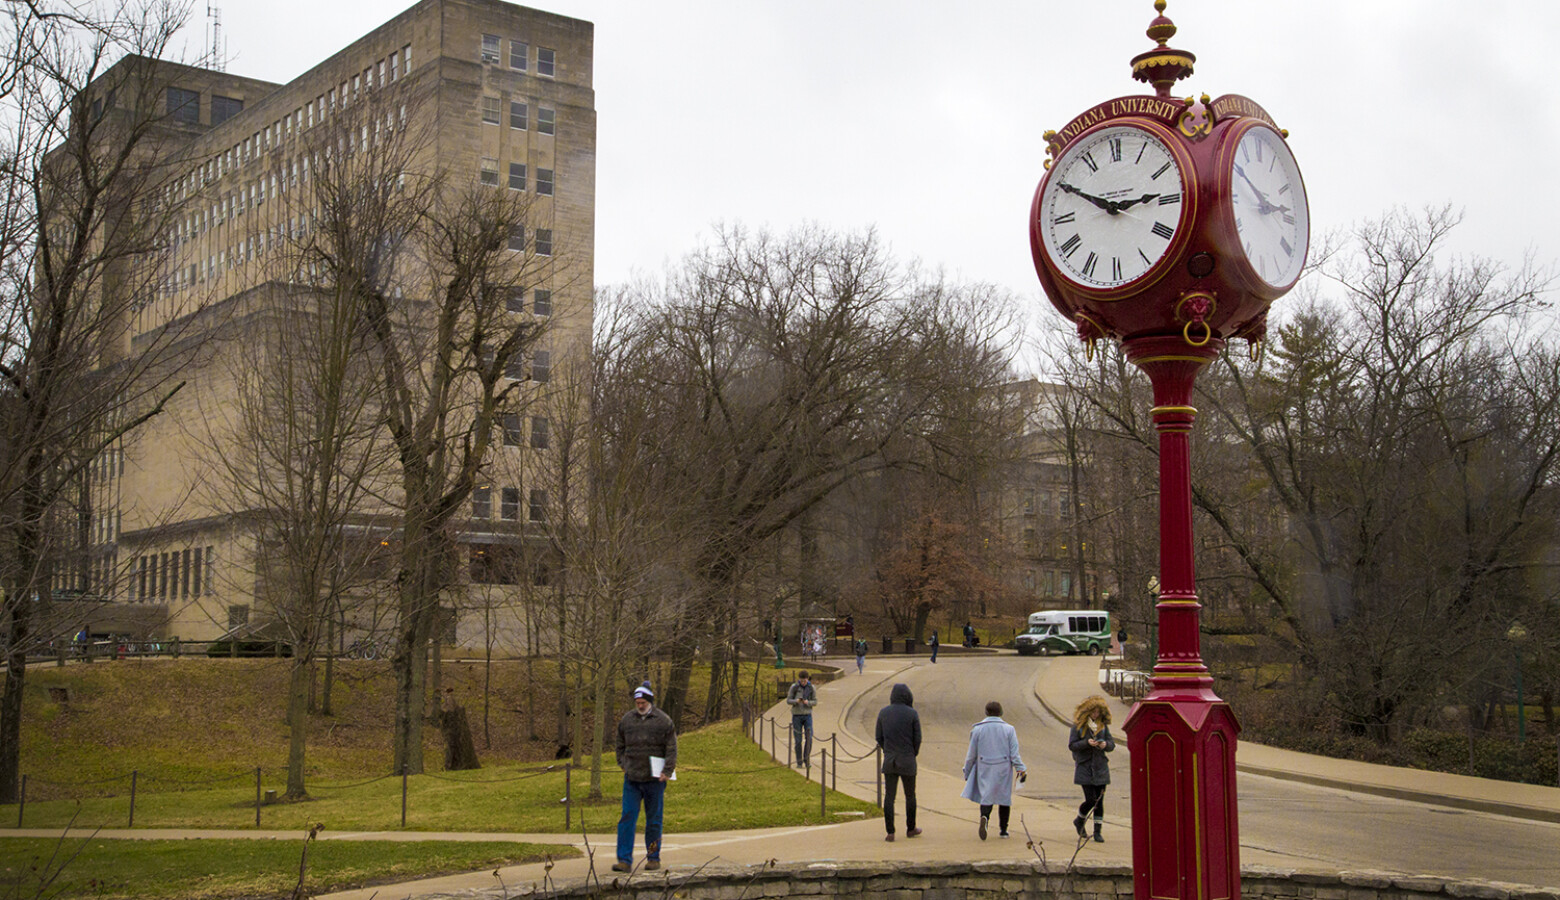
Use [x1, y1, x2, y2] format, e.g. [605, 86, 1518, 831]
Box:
[1229, 124, 1309, 289]
[1038, 124, 1188, 291]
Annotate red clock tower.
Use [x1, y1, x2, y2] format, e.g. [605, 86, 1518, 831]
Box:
[1029, 5, 1310, 900]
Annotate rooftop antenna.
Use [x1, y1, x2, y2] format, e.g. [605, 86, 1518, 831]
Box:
[205, 2, 226, 72]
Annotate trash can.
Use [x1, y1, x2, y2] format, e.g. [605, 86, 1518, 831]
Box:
[881, 636, 892, 654]
[903, 638, 915, 654]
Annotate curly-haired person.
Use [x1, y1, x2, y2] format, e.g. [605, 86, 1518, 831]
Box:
[1068, 695, 1116, 843]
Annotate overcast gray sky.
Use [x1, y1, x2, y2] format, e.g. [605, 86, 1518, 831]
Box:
[196, 0, 1558, 339]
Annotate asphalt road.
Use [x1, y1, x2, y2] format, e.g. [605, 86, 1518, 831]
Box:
[840, 654, 1560, 886]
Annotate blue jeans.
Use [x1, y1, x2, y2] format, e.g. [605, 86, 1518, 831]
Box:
[792, 714, 813, 765]
[617, 777, 665, 863]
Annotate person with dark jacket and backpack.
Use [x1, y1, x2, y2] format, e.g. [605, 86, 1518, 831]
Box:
[874, 683, 922, 841]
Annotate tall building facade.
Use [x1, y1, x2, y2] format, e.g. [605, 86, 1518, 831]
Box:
[65, 0, 594, 644]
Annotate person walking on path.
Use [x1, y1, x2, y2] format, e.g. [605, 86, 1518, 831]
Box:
[614, 681, 676, 872]
[961, 700, 1027, 840]
[786, 670, 818, 767]
[929, 629, 939, 663]
[854, 638, 867, 674]
[1068, 695, 1115, 843]
[874, 683, 922, 842]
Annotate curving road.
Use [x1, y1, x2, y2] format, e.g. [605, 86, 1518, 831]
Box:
[835, 654, 1560, 886]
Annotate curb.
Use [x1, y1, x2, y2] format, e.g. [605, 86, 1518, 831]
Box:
[1031, 658, 1560, 826]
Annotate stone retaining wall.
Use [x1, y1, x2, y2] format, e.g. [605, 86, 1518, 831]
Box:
[469, 861, 1560, 900]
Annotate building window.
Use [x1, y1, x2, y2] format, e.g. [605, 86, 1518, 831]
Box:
[537, 107, 555, 135]
[508, 162, 526, 191]
[211, 94, 243, 125]
[505, 353, 526, 381]
[509, 100, 527, 130]
[535, 229, 552, 256]
[537, 47, 555, 77]
[167, 86, 199, 124]
[510, 41, 527, 70]
[206, 546, 215, 594]
[228, 604, 250, 630]
[529, 489, 547, 522]
[481, 96, 501, 125]
[480, 33, 501, 64]
[531, 417, 549, 449]
[480, 157, 499, 186]
[508, 226, 524, 251]
[472, 486, 492, 518]
[535, 168, 553, 196]
[389, 50, 399, 81]
[507, 288, 526, 313]
[530, 349, 550, 383]
[503, 412, 523, 445]
[192, 547, 203, 596]
[501, 487, 520, 521]
[533, 289, 551, 316]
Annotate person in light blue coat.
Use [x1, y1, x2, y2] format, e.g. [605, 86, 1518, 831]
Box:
[960, 701, 1027, 840]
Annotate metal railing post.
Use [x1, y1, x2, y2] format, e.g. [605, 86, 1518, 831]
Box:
[401, 767, 409, 827]
[16, 774, 25, 827]
[255, 767, 262, 826]
[565, 762, 572, 830]
[128, 770, 137, 827]
[820, 750, 827, 818]
[875, 747, 882, 808]
[831, 734, 838, 791]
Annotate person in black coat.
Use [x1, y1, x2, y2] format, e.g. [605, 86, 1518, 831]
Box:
[874, 683, 922, 841]
[1068, 695, 1116, 843]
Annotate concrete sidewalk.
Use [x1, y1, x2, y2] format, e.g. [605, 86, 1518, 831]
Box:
[9, 653, 1556, 900]
[1033, 655, 1560, 825]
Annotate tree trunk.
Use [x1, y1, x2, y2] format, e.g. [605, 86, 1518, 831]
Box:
[440, 695, 481, 771]
[285, 656, 311, 799]
[321, 614, 335, 717]
[590, 662, 609, 800]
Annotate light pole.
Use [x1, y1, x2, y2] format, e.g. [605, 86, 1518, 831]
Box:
[1507, 621, 1527, 744]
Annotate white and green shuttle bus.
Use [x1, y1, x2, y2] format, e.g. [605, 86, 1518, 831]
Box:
[1014, 609, 1112, 656]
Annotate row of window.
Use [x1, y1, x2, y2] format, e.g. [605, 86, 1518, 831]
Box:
[502, 414, 549, 448]
[1022, 569, 1074, 598]
[506, 226, 553, 257]
[485, 349, 551, 384]
[481, 97, 556, 134]
[471, 486, 548, 522]
[1021, 488, 1073, 518]
[131, 546, 216, 603]
[480, 158, 553, 194]
[480, 33, 555, 77]
[469, 546, 550, 586]
[163, 41, 414, 206]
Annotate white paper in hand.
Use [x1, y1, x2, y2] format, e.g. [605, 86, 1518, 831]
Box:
[650, 755, 675, 780]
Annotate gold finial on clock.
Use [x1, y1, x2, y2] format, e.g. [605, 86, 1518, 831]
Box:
[1132, 0, 1196, 99]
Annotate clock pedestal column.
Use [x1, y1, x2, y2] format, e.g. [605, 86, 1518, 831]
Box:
[1121, 334, 1241, 900]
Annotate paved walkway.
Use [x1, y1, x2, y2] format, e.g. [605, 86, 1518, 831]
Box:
[10, 653, 1558, 899]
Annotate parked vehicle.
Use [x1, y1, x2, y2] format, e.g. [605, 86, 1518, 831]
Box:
[1014, 610, 1112, 656]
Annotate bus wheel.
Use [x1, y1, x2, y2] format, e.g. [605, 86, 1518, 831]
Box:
[1088, 643, 1102, 656]
[1038, 644, 1052, 657]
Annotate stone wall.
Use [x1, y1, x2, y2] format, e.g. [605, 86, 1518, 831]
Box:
[482, 861, 1560, 900]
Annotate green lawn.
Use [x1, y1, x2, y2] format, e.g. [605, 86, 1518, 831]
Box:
[0, 835, 564, 900]
[3, 721, 877, 833]
[1, 660, 875, 899]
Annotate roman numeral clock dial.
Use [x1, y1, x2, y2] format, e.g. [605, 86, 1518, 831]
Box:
[1228, 122, 1309, 290]
[1038, 123, 1189, 292]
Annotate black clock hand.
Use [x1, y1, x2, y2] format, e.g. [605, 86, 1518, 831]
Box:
[1057, 182, 1119, 214]
[1114, 192, 1161, 211]
[1233, 165, 1278, 214]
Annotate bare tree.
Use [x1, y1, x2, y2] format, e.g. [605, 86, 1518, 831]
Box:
[603, 225, 1021, 724]
[0, 1, 201, 803]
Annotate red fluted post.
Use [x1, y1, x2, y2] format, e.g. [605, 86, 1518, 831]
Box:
[1122, 335, 1241, 900]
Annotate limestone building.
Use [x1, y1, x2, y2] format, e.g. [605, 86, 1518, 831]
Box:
[62, 0, 594, 646]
